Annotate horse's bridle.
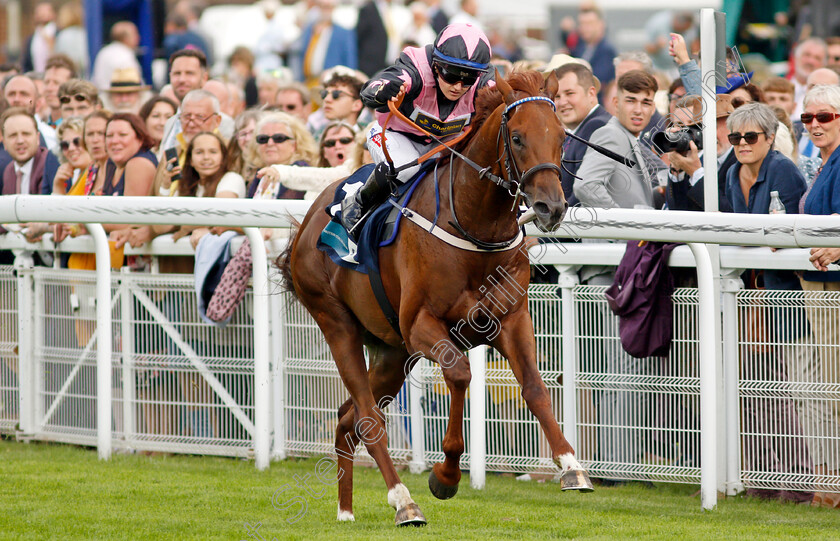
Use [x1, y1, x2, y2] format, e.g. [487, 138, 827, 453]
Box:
[384, 94, 624, 251]
[444, 95, 562, 250]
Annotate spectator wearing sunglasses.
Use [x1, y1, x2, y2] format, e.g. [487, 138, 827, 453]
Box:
[797, 84, 840, 509]
[310, 73, 365, 139]
[246, 112, 317, 202]
[724, 101, 813, 505]
[275, 82, 312, 124]
[256, 120, 372, 201]
[57, 79, 100, 119]
[340, 22, 494, 233]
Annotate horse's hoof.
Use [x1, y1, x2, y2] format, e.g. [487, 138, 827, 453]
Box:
[428, 470, 459, 500]
[395, 503, 427, 527]
[560, 469, 595, 492]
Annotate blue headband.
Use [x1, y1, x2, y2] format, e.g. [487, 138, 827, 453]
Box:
[432, 49, 489, 71]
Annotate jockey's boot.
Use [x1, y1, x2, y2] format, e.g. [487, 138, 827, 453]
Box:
[340, 163, 393, 238]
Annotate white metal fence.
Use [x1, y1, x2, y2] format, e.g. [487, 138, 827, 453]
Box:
[2, 196, 840, 510]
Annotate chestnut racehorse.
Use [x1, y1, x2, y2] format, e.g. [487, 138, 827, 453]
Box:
[278, 71, 593, 526]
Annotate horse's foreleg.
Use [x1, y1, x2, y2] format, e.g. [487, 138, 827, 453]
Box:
[407, 310, 471, 499]
[493, 310, 594, 491]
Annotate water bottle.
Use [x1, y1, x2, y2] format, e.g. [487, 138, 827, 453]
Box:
[769, 191, 786, 214]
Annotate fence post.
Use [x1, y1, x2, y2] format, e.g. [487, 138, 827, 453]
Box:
[469, 345, 487, 489]
[86, 223, 112, 460]
[244, 228, 270, 470]
[720, 271, 745, 496]
[268, 266, 286, 461]
[14, 252, 35, 435]
[119, 269, 135, 449]
[557, 266, 579, 451]
[408, 361, 426, 474]
[688, 243, 719, 510]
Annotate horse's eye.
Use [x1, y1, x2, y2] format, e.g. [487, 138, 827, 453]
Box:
[512, 135, 522, 146]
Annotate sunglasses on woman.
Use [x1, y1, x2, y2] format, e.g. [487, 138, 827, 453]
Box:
[435, 64, 480, 87]
[59, 137, 82, 151]
[800, 112, 840, 124]
[323, 136, 354, 148]
[59, 94, 91, 105]
[256, 133, 294, 144]
[727, 131, 764, 145]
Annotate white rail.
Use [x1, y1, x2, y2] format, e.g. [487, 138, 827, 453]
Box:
[3, 194, 840, 511]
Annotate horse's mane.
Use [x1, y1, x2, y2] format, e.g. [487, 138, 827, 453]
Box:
[466, 70, 548, 143]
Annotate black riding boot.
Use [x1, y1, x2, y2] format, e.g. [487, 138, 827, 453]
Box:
[340, 163, 394, 236]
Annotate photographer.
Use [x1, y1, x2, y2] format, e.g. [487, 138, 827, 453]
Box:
[662, 95, 736, 212]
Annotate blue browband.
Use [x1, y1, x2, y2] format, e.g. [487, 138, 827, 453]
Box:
[504, 96, 556, 116]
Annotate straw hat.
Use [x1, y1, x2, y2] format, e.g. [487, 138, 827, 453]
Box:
[107, 68, 150, 93]
[542, 53, 601, 91]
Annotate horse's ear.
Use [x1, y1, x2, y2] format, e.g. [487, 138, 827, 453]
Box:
[494, 69, 516, 105]
[544, 70, 559, 100]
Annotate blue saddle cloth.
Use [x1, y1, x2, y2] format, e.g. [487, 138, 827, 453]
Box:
[317, 163, 430, 274]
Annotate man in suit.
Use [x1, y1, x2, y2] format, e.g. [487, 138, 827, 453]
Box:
[551, 61, 612, 207]
[574, 71, 661, 481]
[569, 7, 616, 98]
[0, 108, 49, 241]
[295, 0, 357, 86]
[665, 94, 736, 212]
[575, 70, 659, 209]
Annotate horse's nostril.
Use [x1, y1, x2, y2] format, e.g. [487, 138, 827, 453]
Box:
[563, 201, 569, 211]
[533, 202, 551, 217]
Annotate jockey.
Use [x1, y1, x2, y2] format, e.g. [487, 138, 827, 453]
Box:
[340, 23, 494, 233]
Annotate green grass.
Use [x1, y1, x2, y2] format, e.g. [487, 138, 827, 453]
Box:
[1, 438, 838, 540]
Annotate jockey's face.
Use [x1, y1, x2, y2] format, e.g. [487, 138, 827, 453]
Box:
[437, 76, 470, 101]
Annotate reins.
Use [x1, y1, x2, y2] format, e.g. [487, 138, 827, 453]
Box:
[379, 91, 562, 251]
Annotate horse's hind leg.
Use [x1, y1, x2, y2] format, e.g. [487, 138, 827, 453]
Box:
[493, 310, 594, 491]
[332, 341, 426, 526]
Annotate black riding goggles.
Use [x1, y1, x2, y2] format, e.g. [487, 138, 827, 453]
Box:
[435, 63, 481, 87]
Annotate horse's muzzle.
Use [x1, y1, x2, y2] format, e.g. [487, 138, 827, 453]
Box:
[532, 199, 568, 230]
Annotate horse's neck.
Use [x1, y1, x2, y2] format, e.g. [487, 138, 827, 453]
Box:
[444, 119, 519, 242]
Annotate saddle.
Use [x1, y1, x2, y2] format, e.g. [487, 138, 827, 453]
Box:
[318, 163, 431, 275]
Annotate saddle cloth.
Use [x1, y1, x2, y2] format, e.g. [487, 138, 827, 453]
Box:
[317, 163, 430, 274]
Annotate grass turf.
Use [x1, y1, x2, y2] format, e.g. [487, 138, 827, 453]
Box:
[2, 438, 838, 540]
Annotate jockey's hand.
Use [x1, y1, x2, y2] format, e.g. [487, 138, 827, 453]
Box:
[376, 80, 405, 104]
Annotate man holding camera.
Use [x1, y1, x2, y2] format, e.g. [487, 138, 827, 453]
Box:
[664, 94, 735, 212]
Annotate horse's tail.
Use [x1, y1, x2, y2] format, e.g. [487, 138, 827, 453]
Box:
[275, 215, 301, 299]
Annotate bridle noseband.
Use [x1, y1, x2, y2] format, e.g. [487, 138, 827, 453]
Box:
[497, 96, 564, 205]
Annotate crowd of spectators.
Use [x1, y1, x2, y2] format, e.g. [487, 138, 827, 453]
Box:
[1, 0, 839, 508]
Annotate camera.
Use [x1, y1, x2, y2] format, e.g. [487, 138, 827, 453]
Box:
[651, 124, 703, 154]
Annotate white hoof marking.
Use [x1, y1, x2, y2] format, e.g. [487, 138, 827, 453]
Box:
[337, 506, 355, 522]
[387, 483, 414, 511]
[557, 452, 582, 473]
